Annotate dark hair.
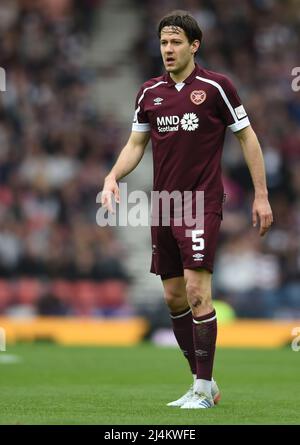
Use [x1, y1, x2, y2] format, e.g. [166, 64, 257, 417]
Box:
[158, 10, 203, 45]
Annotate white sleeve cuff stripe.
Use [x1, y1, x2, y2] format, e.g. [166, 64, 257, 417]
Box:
[132, 123, 150, 132]
[229, 117, 250, 132]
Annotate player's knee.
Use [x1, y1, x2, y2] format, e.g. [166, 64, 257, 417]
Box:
[186, 283, 211, 308]
[164, 289, 186, 311]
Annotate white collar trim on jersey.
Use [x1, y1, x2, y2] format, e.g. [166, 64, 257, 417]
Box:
[175, 82, 185, 92]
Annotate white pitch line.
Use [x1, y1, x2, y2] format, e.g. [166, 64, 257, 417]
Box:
[0, 354, 22, 364]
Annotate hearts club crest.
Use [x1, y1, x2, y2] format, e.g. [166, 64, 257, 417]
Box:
[190, 90, 206, 105]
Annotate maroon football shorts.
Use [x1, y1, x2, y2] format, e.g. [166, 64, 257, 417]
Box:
[150, 212, 222, 279]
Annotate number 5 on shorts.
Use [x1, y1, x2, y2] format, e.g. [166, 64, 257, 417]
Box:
[192, 229, 204, 251]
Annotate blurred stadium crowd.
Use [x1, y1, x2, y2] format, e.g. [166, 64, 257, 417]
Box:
[0, 0, 131, 316]
[0, 0, 299, 319]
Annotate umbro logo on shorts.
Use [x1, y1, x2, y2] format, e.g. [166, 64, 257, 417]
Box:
[193, 253, 204, 261]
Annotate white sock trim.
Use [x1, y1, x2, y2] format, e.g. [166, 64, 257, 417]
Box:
[170, 308, 191, 319]
[193, 314, 217, 324]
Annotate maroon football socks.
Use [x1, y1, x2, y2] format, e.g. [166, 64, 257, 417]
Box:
[170, 307, 196, 374]
[192, 309, 217, 381]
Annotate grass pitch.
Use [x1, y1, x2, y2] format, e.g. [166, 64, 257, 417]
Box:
[0, 343, 299, 425]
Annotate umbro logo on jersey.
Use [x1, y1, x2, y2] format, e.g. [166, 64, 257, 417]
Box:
[154, 97, 164, 105]
[157, 113, 199, 133]
[193, 253, 204, 261]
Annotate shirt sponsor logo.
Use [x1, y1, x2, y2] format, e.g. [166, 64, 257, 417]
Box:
[154, 97, 164, 105]
[234, 105, 247, 119]
[181, 113, 199, 131]
[157, 113, 199, 133]
[190, 90, 206, 105]
[157, 115, 179, 132]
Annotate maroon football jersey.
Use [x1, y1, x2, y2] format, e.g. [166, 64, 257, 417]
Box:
[132, 63, 250, 214]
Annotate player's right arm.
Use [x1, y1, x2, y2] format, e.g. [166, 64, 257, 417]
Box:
[101, 130, 150, 213]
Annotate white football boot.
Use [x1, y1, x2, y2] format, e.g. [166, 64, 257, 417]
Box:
[166, 384, 194, 407]
[167, 379, 220, 407]
[181, 391, 214, 409]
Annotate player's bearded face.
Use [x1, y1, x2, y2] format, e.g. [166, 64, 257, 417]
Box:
[160, 26, 198, 74]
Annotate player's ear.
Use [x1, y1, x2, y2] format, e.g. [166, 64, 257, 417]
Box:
[191, 40, 200, 55]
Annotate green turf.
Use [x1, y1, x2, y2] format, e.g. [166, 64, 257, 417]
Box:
[0, 343, 299, 425]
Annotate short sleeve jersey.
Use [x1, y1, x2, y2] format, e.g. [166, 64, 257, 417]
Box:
[132, 64, 250, 214]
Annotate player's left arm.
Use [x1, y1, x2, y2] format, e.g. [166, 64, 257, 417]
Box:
[235, 125, 273, 236]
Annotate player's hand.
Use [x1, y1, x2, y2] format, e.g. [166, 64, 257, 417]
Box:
[252, 196, 273, 236]
[101, 175, 120, 214]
